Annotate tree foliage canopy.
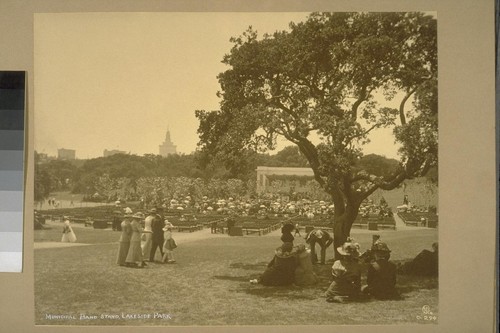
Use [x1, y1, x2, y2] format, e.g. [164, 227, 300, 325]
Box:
[196, 12, 437, 242]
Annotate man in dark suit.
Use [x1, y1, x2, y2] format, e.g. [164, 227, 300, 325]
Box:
[305, 229, 333, 264]
[149, 208, 165, 262]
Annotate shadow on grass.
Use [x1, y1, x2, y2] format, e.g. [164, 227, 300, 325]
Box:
[229, 262, 268, 270]
[220, 259, 437, 301]
[243, 287, 317, 300]
[213, 275, 252, 282]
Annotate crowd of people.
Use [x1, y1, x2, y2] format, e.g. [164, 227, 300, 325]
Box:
[144, 195, 337, 219]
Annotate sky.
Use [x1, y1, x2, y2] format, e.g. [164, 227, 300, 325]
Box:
[34, 12, 403, 160]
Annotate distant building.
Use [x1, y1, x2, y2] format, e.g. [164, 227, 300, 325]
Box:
[159, 129, 177, 157]
[57, 148, 76, 160]
[35, 152, 55, 163]
[103, 149, 127, 157]
[256, 166, 314, 194]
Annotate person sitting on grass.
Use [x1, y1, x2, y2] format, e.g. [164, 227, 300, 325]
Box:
[400, 242, 438, 276]
[294, 244, 318, 286]
[325, 239, 363, 303]
[250, 242, 298, 286]
[362, 241, 400, 300]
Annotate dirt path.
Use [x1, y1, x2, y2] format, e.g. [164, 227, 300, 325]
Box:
[34, 216, 431, 250]
[34, 220, 278, 249]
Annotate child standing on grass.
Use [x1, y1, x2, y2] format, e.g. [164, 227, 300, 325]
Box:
[61, 217, 77, 243]
[162, 221, 177, 263]
[325, 239, 363, 303]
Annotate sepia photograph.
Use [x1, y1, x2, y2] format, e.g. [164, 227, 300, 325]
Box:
[0, 0, 495, 332]
[32, 11, 440, 326]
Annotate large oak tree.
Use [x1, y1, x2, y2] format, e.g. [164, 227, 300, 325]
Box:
[196, 12, 437, 257]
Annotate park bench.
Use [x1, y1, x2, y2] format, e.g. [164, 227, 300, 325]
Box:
[92, 218, 111, 229]
[404, 220, 421, 226]
[176, 225, 199, 232]
[378, 223, 396, 230]
[71, 217, 87, 225]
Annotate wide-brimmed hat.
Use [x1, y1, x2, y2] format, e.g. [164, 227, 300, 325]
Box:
[132, 212, 144, 220]
[149, 208, 157, 214]
[162, 221, 174, 231]
[371, 241, 391, 253]
[313, 229, 324, 239]
[337, 241, 360, 257]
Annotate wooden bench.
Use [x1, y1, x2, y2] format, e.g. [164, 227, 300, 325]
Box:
[176, 225, 198, 232]
[242, 227, 268, 235]
[378, 223, 396, 230]
[404, 220, 421, 226]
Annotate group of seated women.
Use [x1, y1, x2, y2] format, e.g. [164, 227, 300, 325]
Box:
[251, 233, 401, 303]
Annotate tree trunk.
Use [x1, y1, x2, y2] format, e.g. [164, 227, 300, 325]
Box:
[332, 206, 359, 260]
[333, 216, 348, 259]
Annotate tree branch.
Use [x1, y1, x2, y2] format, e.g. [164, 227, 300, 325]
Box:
[343, 123, 380, 146]
[399, 87, 417, 125]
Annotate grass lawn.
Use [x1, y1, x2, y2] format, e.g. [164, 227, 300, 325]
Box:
[34, 226, 438, 326]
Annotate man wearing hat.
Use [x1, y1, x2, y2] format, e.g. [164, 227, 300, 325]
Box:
[362, 241, 399, 300]
[325, 239, 363, 303]
[112, 210, 122, 231]
[305, 229, 333, 264]
[149, 208, 165, 262]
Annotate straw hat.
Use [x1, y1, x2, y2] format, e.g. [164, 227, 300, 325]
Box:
[371, 241, 391, 253]
[337, 241, 360, 257]
[132, 212, 144, 220]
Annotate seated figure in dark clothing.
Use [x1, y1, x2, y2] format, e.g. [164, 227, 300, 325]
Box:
[362, 241, 400, 300]
[252, 242, 298, 286]
[324, 239, 363, 303]
[280, 223, 295, 244]
[401, 242, 438, 276]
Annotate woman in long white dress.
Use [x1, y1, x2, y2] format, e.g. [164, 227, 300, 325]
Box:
[61, 218, 77, 243]
[125, 212, 146, 268]
[117, 213, 132, 266]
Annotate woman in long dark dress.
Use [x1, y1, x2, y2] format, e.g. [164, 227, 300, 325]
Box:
[255, 242, 298, 286]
